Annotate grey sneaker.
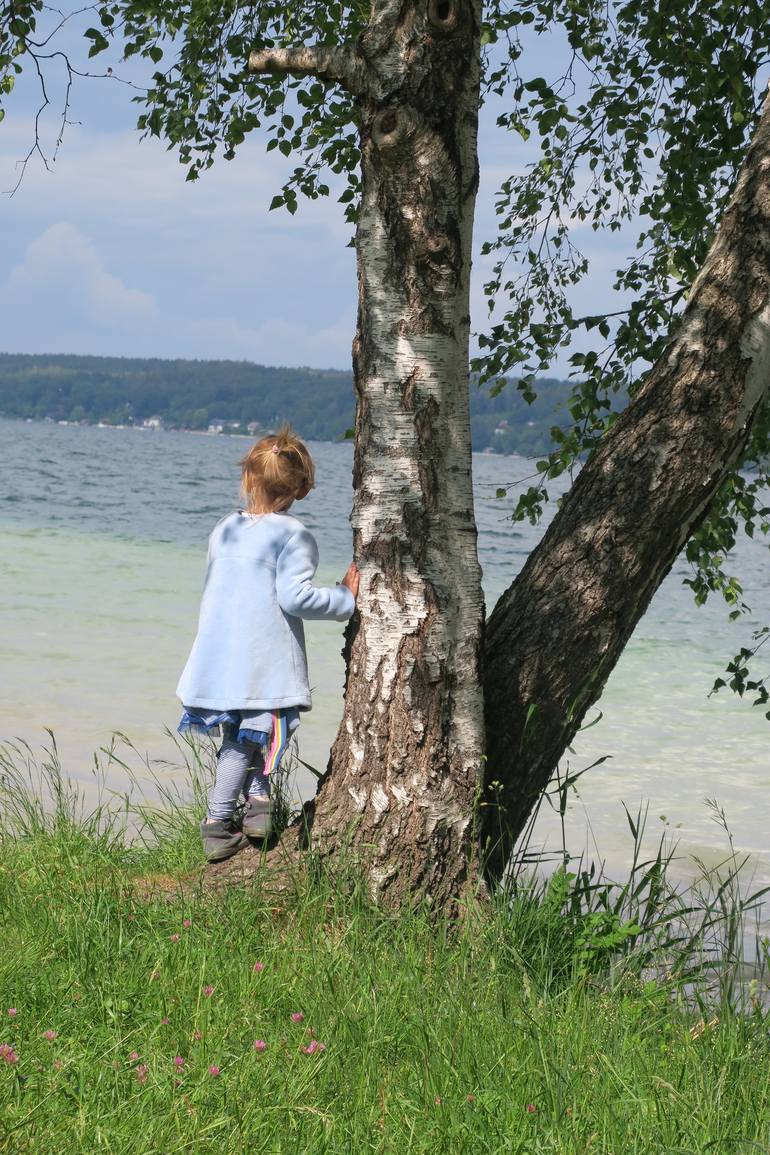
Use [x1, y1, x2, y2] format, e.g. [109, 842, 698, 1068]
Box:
[200, 817, 248, 863]
[242, 796, 273, 838]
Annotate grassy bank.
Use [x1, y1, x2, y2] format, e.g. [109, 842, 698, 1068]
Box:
[1, 740, 769, 1153]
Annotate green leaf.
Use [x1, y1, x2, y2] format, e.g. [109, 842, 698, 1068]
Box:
[84, 27, 109, 56]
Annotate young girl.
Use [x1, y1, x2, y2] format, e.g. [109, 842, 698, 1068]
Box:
[177, 427, 359, 862]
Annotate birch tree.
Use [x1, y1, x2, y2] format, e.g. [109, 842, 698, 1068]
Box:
[4, 0, 770, 909]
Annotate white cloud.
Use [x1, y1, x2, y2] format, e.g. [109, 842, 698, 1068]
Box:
[178, 312, 353, 370]
[0, 220, 353, 366]
[0, 58, 639, 375]
[1, 122, 353, 244]
[8, 222, 157, 327]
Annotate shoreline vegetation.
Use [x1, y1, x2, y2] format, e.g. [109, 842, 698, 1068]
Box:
[0, 351, 580, 458]
[1, 734, 769, 1151]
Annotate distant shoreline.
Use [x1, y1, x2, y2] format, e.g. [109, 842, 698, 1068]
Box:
[0, 413, 522, 456]
[8, 415, 275, 439]
[0, 351, 576, 457]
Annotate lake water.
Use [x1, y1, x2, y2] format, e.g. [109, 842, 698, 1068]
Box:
[1, 417, 768, 894]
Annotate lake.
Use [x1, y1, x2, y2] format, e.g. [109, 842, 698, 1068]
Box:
[1, 416, 768, 893]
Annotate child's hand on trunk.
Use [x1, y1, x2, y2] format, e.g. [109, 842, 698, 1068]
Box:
[341, 562, 360, 600]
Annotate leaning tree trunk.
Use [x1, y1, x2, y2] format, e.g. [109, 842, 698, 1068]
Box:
[481, 89, 770, 882]
[306, 1, 486, 909]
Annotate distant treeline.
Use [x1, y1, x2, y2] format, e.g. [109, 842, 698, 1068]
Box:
[0, 352, 575, 456]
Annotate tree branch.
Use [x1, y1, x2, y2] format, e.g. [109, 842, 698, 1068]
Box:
[248, 44, 362, 94]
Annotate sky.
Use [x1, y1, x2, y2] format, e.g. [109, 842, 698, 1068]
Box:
[0, 11, 632, 374]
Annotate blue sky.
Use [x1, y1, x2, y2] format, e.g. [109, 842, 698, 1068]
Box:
[0, 12, 630, 373]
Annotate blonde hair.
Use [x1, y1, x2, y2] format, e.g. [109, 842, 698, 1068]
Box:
[239, 425, 315, 513]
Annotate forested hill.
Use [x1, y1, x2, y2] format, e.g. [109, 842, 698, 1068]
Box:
[0, 352, 574, 456]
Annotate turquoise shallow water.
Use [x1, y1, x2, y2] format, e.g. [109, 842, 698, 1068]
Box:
[1, 417, 768, 888]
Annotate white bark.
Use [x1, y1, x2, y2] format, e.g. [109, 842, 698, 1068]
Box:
[307, 0, 487, 908]
[248, 44, 362, 93]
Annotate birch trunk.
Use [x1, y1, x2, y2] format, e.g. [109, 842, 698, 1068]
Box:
[481, 91, 770, 881]
[305, 0, 486, 909]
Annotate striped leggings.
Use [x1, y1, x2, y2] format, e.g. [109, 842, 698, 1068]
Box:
[207, 715, 294, 821]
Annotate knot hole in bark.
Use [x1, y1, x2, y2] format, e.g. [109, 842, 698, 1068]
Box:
[428, 0, 459, 32]
[372, 107, 405, 151]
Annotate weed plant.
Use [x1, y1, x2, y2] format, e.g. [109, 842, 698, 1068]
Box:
[0, 736, 769, 1153]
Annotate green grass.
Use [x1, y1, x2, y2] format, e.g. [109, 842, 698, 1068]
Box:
[1, 738, 769, 1153]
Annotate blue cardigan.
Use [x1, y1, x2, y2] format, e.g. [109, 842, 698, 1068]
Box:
[176, 510, 355, 711]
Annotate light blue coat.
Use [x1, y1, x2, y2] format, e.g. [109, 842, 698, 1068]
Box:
[176, 511, 355, 711]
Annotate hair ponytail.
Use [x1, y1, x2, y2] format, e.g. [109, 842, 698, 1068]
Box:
[239, 425, 315, 513]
